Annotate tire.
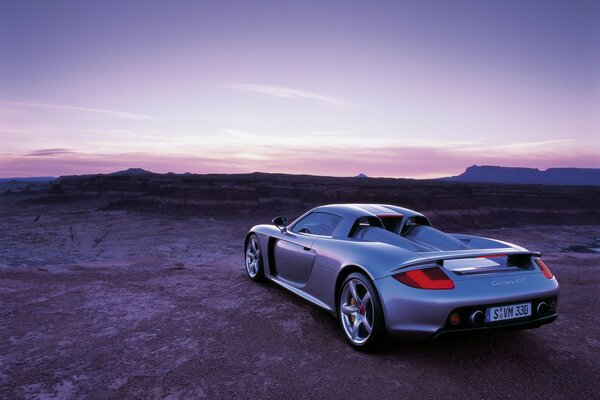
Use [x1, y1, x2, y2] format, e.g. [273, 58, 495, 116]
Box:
[245, 234, 265, 282]
[338, 272, 386, 351]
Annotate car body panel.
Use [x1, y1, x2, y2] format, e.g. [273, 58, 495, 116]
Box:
[273, 234, 316, 283]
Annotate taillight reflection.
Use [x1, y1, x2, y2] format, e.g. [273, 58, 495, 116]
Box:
[394, 267, 455, 290]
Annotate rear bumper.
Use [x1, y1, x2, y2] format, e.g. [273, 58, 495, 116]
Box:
[376, 273, 560, 341]
[431, 313, 557, 339]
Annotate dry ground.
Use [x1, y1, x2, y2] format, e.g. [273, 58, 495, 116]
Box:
[1, 196, 599, 399]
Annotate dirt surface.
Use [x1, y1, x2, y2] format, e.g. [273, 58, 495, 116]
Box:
[1, 195, 599, 399]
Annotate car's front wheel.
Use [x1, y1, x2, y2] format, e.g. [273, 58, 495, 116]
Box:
[245, 234, 265, 282]
[338, 272, 385, 350]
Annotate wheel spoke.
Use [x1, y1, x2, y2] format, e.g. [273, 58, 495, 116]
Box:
[341, 304, 357, 315]
[349, 280, 359, 302]
[251, 239, 258, 252]
[361, 316, 372, 333]
[246, 250, 253, 259]
[361, 291, 371, 307]
[351, 316, 360, 339]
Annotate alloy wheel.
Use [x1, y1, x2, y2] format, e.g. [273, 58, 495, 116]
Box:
[340, 278, 374, 345]
[245, 237, 260, 277]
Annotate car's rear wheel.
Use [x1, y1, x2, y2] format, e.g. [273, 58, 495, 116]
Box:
[338, 272, 385, 351]
[245, 234, 265, 281]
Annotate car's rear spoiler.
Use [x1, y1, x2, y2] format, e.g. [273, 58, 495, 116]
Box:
[391, 249, 542, 273]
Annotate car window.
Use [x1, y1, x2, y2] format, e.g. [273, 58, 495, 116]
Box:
[291, 212, 343, 236]
[348, 216, 384, 237]
[379, 216, 403, 232]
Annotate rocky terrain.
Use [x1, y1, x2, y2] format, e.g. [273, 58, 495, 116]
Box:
[8, 170, 600, 232]
[1, 174, 599, 399]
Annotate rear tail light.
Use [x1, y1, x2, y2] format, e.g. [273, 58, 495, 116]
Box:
[393, 267, 455, 289]
[534, 259, 554, 279]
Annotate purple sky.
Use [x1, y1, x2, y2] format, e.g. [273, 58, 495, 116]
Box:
[1, 0, 598, 178]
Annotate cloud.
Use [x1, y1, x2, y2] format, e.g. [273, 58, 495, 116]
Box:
[26, 148, 75, 157]
[0, 150, 250, 178]
[226, 83, 354, 109]
[0, 100, 154, 120]
[466, 139, 576, 151]
[454, 139, 585, 158]
[218, 128, 256, 139]
[307, 130, 350, 136]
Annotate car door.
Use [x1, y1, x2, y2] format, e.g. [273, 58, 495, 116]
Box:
[274, 211, 343, 284]
[273, 233, 317, 284]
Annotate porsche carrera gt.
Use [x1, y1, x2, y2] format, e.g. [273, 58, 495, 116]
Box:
[244, 204, 559, 350]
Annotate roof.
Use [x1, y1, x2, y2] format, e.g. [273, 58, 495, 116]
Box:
[289, 204, 430, 239]
[312, 204, 425, 219]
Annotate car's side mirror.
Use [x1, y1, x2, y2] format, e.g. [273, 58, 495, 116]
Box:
[272, 216, 288, 232]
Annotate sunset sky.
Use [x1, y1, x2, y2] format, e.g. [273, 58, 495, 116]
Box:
[1, 0, 598, 178]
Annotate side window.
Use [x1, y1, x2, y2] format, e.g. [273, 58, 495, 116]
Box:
[291, 212, 343, 236]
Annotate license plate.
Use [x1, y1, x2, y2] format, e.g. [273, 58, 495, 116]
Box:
[485, 303, 531, 322]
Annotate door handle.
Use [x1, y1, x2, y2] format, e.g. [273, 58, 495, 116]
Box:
[303, 247, 311, 251]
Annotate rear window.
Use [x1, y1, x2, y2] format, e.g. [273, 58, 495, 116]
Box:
[379, 215, 403, 232]
[292, 212, 343, 236]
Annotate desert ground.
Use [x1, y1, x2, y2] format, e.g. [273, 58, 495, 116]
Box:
[1, 189, 599, 399]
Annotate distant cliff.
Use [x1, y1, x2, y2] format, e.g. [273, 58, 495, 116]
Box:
[441, 165, 600, 186]
[41, 170, 599, 231]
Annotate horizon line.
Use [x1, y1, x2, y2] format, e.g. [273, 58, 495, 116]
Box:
[2, 164, 600, 181]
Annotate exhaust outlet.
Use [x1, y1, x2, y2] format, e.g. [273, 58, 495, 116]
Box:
[537, 302, 549, 315]
[470, 310, 484, 325]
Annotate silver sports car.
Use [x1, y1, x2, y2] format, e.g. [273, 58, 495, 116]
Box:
[244, 204, 559, 350]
